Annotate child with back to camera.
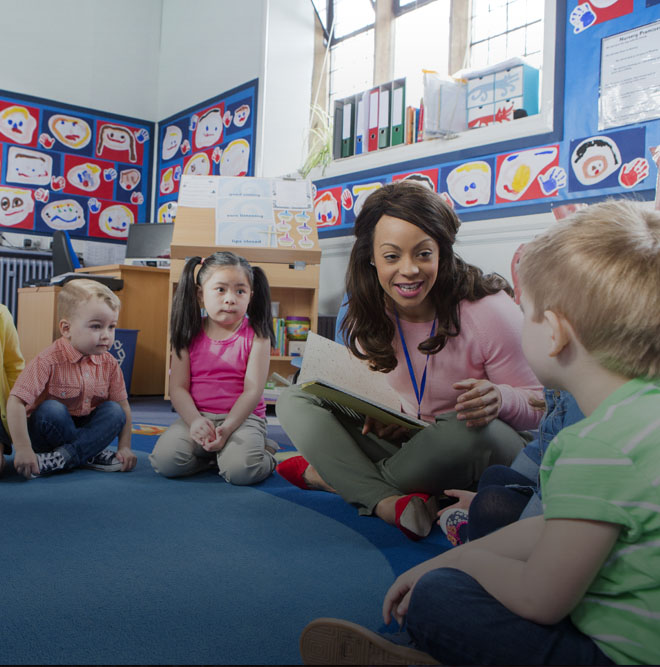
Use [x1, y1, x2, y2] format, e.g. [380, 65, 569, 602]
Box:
[0, 303, 25, 476]
[149, 251, 278, 485]
[7, 279, 135, 479]
[300, 199, 660, 666]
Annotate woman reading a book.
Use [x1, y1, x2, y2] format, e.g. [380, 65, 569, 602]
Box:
[276, 180, 542, 540]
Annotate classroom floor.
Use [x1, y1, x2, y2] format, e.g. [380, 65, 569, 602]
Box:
[128, 395, 178, 427]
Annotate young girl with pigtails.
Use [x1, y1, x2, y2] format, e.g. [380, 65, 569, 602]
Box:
[150, 251, 278, 485]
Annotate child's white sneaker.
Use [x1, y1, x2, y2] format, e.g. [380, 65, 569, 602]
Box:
[83, 448, 122, 472]
[33, 450, 68, 477]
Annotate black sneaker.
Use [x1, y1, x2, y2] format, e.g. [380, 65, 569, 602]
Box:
[83, 448, 122, 472]
[34, 450, 68, 477]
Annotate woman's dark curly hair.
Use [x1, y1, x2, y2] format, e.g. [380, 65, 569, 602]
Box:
[340, 180, 512, 372]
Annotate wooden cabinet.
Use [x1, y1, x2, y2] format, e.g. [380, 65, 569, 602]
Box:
[164, 258, 319, 398]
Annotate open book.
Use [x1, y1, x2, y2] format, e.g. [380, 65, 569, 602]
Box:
[298, 332, 428, 430]
[300, 378, 427, 430]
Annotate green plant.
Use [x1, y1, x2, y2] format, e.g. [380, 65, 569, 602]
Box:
[299, 103, 333, 179]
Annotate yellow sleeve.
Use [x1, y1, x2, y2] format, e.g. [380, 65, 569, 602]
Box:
[0, 305, 25, 390]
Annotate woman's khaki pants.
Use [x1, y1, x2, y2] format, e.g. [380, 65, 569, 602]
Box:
[276, 385, 527, 515]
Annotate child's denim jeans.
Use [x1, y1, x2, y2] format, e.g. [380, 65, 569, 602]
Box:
[27, 399, 125, 467]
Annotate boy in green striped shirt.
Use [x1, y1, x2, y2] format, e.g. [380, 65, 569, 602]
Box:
[300, 200, 660, 665]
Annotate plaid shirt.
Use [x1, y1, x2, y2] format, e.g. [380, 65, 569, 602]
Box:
[10, 337, 127, 417]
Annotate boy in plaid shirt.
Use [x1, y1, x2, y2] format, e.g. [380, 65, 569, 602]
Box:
[8, 279, 136, 479]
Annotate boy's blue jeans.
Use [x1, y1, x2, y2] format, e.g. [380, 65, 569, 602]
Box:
[400, 568, 614, 665]
[28, 400, 125, 468]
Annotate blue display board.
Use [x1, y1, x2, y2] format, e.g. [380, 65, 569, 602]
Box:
[0, 90, 154, 242]
[155, 79, 259, 224]
[313, 0, 660, 237]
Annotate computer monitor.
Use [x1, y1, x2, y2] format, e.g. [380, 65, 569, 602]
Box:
[124, 222, 174, 265]
[52, 230, 82, 276]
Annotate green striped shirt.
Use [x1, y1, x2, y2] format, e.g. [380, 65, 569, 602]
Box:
[540, 378, 660, 665]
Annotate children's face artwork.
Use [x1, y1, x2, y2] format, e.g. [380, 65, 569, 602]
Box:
[0, 186, 34, 226]
[446, 161, 491, 207]
[496, 147, 558, 201]
[571, 136, 621, 186]
[0, 106, 37, 144]
[48, 114, 92, 149]
[6, 147, 53, 186]
[157, 201, 177, 224]
[219, 139, 250, 177]
[314, 191, 339, 227]
[96, 124, 137, 162]
[98, 205, 134, 238]
[67, 162, 102, 192]
[199, 266, 252, 334]
[119, 168, 141, 191]
[372, 214, 440, 322]
[352, 183, 382, 217]
[194, 108, 223, 149]
[41, 199, 86, 230]
[160, 168, 174, 195]
[233, 105, 250, 128]
[184, 152, 211, 176]
[162, 125, 182, 160]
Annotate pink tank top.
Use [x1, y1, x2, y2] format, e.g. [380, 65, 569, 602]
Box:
[188, 317, 266, 418]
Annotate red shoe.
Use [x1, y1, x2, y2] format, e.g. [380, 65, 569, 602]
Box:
[394, 493, 439, 541]
[276, 455, 311, 490]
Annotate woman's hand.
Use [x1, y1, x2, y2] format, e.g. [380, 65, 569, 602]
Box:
[453, 378, 502, 428]
[362, 416, 410, 442]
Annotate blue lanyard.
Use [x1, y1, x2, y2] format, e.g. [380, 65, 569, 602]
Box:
[394, 310, 436, 419]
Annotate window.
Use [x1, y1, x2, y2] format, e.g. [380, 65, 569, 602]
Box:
[470, 0, 544, 70]
[393, 2, 450, 107]
[311, 0, 558, 173]
[314, 0, 545, 112]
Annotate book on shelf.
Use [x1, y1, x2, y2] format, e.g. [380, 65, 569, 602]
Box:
[297, 332, 427, 430]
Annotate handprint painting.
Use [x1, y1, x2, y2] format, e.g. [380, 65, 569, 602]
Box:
[495, 146, 563, 203]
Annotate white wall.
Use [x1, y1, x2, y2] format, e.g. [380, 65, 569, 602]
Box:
[157, 0, 265, 121]
[0, 0, 161, 120]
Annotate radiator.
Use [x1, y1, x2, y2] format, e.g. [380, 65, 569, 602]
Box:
[0, 255, 53, 321]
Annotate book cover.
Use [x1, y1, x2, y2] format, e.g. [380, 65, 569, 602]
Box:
[298, 332, 428, 430]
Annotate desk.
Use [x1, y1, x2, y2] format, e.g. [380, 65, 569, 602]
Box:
[17, 265, 169, 395]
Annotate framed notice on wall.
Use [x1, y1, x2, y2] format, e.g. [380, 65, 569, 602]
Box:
[0, 89, 154, 242]
[599, 20, 660, 130]
[155, 79, 258, 227]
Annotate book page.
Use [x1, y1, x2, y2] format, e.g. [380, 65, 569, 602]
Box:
[298, 332, 400, 411]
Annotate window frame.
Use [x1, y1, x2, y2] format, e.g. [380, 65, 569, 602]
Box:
[312, 0, 566, 229]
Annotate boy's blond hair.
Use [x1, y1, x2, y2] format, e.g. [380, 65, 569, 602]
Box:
[57, 279, 121, 321]
[518, 199, 660, 380]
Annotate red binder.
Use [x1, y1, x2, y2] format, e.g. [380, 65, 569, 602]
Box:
[367, 87, 379, 152]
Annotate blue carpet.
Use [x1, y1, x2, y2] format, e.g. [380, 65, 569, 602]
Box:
[1, 430, 450, 665]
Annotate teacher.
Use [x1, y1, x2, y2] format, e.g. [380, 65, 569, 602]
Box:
[276, 181, 542, 540]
